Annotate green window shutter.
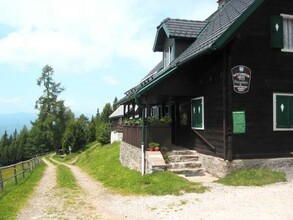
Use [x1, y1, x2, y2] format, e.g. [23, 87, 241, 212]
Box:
[191, 98, 203, 128]
[276, 95, 290, 128]
[271, 15, 284, 49]
[290, 97, 293, 127]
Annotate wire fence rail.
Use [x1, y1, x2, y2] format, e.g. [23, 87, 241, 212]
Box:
[0, 157, 41, 191]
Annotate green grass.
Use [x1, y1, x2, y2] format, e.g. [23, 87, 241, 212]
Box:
[0, 163, 46, 220]
[1, 162, 31, 181]
[76, 142, 208, 195]
[216, 169, 287, 186]
[56, 165, 79, 190]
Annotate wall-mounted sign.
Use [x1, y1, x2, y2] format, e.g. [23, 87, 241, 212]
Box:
[232, 111, 246, 134]
[231, 65, 252, 94]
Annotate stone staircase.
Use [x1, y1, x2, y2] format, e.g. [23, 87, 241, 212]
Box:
[166, 149, 204, 176]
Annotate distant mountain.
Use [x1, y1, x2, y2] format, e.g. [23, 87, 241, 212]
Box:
[0, 113, 37, 136]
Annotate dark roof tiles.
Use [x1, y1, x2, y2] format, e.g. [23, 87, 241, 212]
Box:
[163, 18, 207, 39]
[175, 0, 256, 64]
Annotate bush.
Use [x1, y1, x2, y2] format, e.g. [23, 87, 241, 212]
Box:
[96, 122, 111, 145]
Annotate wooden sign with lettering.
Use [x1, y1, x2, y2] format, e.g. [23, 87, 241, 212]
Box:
[231, 65, 252, 94]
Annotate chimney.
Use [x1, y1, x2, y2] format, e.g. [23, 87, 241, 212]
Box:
[217, 0, 229, 8]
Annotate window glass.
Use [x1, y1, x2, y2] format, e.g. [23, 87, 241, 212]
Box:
[191, 97, 204, 129]
[283, 17, 293, 50]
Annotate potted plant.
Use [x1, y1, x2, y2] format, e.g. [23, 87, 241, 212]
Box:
[160, 116, 172, 124]
[154, 143, 160, 151]
[163, 155, 169, 164]
[160, 146, 168, 155]
[148, 142, 156, 151]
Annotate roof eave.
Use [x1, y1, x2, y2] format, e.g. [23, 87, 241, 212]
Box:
[153, 24, 170, 52]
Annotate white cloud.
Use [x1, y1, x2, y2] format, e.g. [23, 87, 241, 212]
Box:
[102, 75, 120, 86]
[0, 0, 217, 76]
[0, 97, 20, 104]
[0, 0, 156, 75]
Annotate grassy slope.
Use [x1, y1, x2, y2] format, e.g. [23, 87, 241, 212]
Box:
[76, 142, 208, 195]
[0, 163, 46, 220]
[217, 169, 287, 186]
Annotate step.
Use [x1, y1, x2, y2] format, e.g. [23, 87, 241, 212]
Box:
[168, 150, 198, 156]
[168, 155, 199, 163]
[168, 168, 205, 177]
[168, 161, 202, 169]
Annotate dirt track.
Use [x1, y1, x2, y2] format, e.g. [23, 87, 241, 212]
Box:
[17, 158, 293, 220]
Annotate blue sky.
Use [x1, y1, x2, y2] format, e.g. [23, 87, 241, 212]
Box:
[0, 0, 217, 115]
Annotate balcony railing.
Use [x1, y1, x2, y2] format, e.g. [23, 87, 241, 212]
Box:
[122, 124, 171, 149]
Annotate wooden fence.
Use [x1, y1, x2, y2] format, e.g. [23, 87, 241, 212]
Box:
[0, 157, 41, 191]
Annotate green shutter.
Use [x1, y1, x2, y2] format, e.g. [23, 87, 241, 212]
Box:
[191, 98, 203, 128]
[290, 97, 293, 128]
[271, 15, 284, 49]
[276, 95, 290, 128]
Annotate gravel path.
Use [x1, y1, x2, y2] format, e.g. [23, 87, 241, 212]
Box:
[17, 158, 293, 220]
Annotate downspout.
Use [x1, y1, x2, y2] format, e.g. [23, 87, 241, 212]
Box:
[223, 48, 228, 161]
[135, 95, 145, 176]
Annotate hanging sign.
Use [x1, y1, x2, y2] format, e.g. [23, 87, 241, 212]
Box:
[231, 65, 252, 94]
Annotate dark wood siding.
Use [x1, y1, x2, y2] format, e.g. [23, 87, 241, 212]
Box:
[142, 52, 225, 158]
[229, 0, 293, 159]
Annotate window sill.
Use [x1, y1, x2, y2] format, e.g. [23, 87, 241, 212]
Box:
[281, 48, 293, 53]
[273, 127, 293, 131]
[192, 127, 205, 130]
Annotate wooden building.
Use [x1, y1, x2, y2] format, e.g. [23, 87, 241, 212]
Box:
[118, 0, 293, 169]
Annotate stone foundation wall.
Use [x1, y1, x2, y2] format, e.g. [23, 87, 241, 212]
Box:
[120, 141, 142, 172]
[198, 153, 293, 178]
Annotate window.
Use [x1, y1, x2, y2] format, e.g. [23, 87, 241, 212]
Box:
[191, 97, 204, 130]
[163, 45, 175, 68]
[151, 106, 160, 119]
[273, 93, 293, 131]
[271, 14, 293, 51]
[282, 14, 293, 51]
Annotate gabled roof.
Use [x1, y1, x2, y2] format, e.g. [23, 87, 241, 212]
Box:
[174, 0, 264, 65]
[153, 18, 207, 52]
[109, 105, 124, 119]
[119, 0, 265, 105]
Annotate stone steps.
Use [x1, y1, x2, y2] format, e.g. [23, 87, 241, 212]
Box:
[168, 161, 202, 169]
[168, 155, 199, 163]
[168, 168, 205, 176]
[166, 149, 204, 177]
[168, 149, 198, 155]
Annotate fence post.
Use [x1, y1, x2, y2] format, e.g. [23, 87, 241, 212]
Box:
[0, 169, 3, 191]
[13, 165, 18, 185]
[22, 162, 25, 179]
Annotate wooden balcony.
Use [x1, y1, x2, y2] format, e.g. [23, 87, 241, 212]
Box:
[122, 124, 172, 149]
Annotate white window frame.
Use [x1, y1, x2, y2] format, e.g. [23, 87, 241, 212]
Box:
[163, 45, 175, 68]
[191, 96, 205, 130]
[273, 93, 293, 131]
[281, 14, 293, 53]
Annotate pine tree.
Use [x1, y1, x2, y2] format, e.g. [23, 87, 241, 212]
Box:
[113, 97, 118, 111]
[33, 65, 68, 153]
[96, 103, 113, 145]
